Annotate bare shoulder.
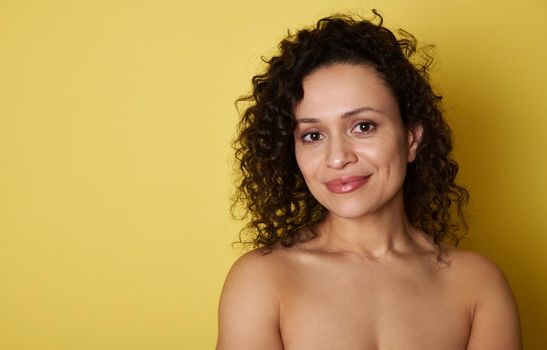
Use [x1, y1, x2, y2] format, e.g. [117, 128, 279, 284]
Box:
[222, 246, 293, 289]
[443, 247, 522, 349]
[216, 248, 288, 350]
[443, 247, 508, 281]
[441, 247, 515, 308]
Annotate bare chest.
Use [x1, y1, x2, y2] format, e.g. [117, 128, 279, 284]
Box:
[278, 261, 472, 350]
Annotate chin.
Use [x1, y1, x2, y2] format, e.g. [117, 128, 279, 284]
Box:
[323, 201, 377, 220]
[317, 189, 404, 220]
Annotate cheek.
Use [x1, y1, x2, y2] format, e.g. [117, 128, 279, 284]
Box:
[355, 139, 392, 160]
[355, 137, 408, 170]
[294, 148, 311, 177]
[294, 144, 305, 170]
[294, 146, 320, 185]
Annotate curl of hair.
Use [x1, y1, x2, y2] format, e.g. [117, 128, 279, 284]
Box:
[232, 11, 469, 253]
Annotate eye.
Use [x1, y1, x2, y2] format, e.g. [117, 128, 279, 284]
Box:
[302, 131, 324, 143]
[352, 122, 376, 134]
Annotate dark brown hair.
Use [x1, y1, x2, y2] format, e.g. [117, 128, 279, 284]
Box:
[232, 11, 469, 252]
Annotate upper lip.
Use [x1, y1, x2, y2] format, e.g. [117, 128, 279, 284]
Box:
[325, 175, 370, 186]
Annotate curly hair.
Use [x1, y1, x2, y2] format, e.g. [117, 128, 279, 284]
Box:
[232, 11, 469, 253]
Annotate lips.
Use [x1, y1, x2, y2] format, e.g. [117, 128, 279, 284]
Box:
[325, 175, 371, 194]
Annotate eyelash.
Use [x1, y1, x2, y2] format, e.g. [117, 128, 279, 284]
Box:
[352, 121, 376, 134]
[301, 131, 323, 143]
[300, 121, 377, 143]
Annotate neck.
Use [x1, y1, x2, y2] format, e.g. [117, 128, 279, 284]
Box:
[314, 191, 423, 259]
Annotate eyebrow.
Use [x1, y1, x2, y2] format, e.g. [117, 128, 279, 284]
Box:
[294, 106, 383, 123]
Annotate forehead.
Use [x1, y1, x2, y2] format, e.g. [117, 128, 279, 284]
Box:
[293, 63, 400, 120]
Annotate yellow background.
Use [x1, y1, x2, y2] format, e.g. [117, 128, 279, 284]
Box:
[1, 0, 545, 348]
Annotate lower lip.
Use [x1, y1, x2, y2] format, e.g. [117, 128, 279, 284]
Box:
[325, 176, 371, 194]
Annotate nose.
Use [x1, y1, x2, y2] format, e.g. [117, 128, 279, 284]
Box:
[326, 135, 357, 169]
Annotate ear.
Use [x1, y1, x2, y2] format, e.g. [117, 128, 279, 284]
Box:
[407, 124, 423, 163]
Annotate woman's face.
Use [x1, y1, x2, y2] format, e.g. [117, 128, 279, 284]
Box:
[293, 63, 421, 219]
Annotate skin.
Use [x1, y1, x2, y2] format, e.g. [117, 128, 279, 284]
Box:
[217, 63, 521, 349]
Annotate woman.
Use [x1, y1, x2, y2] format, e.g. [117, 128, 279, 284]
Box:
[217, 12, 521, 349]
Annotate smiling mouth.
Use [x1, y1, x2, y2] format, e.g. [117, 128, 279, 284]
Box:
[325, 175, 371, 194]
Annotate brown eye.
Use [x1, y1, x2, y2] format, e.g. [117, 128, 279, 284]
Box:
[352, 122, 375, 134]
[302, 131, 323, 142]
